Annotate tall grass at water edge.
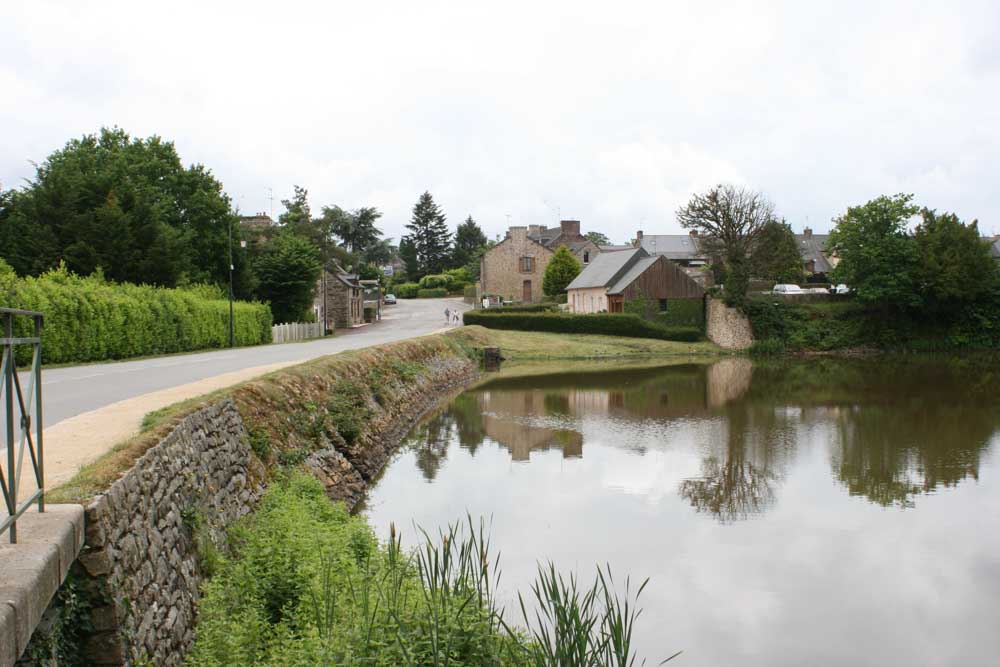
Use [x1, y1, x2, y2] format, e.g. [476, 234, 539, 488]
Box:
[186, 474, 680, 666]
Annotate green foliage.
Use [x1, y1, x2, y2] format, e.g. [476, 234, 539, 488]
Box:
[750, 219, 803, 283]
[584, 231, 611, 246]
[253, 230, 322, 323]
[914, 208, 997, 307]
[0, 127, 252, 293]
[320, 204, 385, 256]
[188, 474, 672, 666]
[828, 194, 921, 309]
[490, 303, 559, 313]
[624, 294, 704, 329]
[398, 236, 420, 282]
[0, 264, 271, 364]
[464, 310, 702, 342]
[325, 380, 372, 446]
[417, 288, 449, 298]
[404, 191, 452, 279]
[394, 282, 420, 299]
[23, 573, 94, 667]
[542, 247, 582, 297]
[452, 215, 488, 269]
[419, 274, 450, 289]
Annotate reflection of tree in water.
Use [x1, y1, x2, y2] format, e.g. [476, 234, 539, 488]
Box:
[832, 404, 994, 508]
[411, 411, 454, 481]
[678, 403, 790, 523]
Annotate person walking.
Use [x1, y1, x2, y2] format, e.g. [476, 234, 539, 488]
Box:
[444, 307, 451, 324]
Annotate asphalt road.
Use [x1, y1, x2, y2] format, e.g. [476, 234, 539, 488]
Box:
[21, 298, 469, 429]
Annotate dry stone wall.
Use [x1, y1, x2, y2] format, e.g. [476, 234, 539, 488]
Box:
[63, 339, 481, 666]
[705, 296, 755, 350]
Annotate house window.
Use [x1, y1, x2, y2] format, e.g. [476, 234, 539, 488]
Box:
[519, 256, 535, 273]
[659, 298, 668, 312]
[583, 251, 590, 264]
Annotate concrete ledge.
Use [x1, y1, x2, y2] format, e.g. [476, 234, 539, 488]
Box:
[0, 504, 86, 666]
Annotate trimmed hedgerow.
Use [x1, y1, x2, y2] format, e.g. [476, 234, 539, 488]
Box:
[416, 288, 448, 298]
[488, 303, 559, 313]
[393, 282, 420, 299]
[0, 263, 272, 364]
[463, 310, 701, 342]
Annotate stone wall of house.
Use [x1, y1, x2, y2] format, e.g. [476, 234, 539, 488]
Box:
[480, 227, 554, 303]
[705, 296, 754, 350]
[54, 339, 483, 666]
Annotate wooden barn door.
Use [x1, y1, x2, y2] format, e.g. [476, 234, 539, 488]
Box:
[523, 280, 532, 302]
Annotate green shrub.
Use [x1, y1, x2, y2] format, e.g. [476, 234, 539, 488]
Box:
[418, 274, 449, 289]
[463, 284, 477, 299]
[490, 303, 559, 313]
[417, 287, 448, 298]
[463, 310, 702, 341]
[394, 282, 420, 299]
[1, 264, 272, 364]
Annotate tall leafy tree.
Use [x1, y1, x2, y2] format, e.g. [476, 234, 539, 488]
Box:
[585, 231, 611, 246]
[278, 185, 312, 230]
[323, 205, 384, 255]
[405, 191, 451, 277]
[750, 220, 803, 283]
[677, 184, 775, 304]
[398, 236, 420, 281]
[543, 246, 582, 297]
[828, 194, 921, 309]
[451, 215, 488, 268]
[914, 208, 996, 307]
[0, 127, 246, 290]
[253, 230, 322, 323]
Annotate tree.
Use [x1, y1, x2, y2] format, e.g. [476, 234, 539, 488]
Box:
[362, 238, 395, 267]
[585, 231, 611, 246]
[253, 230, 322, 323]
[278, 185, 312, 230]
[914, 208, 996, 307]
[405, 191, 452, 277]
[398, 236, 420, 281]
[324, 205, 384, 255]
[0, 127, 246, 290]
[676, 184, 775, 304]
[750, 220, 803, 283]
[828, 194, 921, 309]
[452, 216, 487, 269]
[543, 246, 582, 297]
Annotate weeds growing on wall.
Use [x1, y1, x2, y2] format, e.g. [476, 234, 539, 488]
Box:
[187, 474, 678, 666]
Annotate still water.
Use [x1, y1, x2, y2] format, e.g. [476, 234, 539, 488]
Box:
[362, 358, 1000, 666]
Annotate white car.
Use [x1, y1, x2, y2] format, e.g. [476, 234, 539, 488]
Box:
[833, 284, 850, 295]
[772, 284, 804, 295]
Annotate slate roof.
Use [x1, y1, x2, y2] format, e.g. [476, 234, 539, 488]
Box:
[608, 255, 660, 294]
[639, 235, 706, 260]
[566, 248, 648, 290]
[795, 234, 832, 273]
[528, 227, 562, 245]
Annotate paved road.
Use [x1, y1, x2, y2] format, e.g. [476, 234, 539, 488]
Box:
[24, 298, 469, 429]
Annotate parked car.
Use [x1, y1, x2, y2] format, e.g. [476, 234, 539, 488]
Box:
[384, 293, 397, 304]
[833, 284, 851, 295]
[772, 284, 804, 295]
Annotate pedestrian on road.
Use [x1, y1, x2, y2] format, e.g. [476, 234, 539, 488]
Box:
[444, 307, 451, 324]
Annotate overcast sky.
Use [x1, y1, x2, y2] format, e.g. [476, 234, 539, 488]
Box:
[3, 1, 999, 244]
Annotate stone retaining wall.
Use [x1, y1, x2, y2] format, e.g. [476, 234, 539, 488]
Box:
[29, 340, 482, 665]
[705, 296, 754, 350]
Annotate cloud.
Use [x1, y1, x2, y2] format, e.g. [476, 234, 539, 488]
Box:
[3, 0, 999, 242]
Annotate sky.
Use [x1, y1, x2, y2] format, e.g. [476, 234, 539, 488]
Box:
[2, 0, 999, 245]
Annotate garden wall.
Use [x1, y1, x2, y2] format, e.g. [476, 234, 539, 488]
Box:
[705, 296, 754, 350]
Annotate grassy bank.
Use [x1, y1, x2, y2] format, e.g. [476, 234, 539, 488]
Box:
[187, 473, 673, 666]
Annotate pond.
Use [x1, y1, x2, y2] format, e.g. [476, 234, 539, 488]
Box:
[361, 357, 1000, 666]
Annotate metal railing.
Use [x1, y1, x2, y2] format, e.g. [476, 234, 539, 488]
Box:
[1, 307, 44, 543]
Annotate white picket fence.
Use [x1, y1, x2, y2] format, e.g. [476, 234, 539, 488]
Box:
[271, 321, 324, 344]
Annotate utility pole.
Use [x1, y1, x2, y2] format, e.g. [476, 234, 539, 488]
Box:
[228, 217, 235, 348]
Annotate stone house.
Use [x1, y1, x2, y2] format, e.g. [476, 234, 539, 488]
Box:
[566, 247, 705, 315]
[314, 263, 364, 331]
[479, 220, 602, 303]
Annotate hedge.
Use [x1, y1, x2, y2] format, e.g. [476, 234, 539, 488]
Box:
[462, 310, 701, 342]
[394, 283, 420, 298]
[0, 264, 272, 364]
[489, 303, 559, 313]
[417, 288, 448, 298]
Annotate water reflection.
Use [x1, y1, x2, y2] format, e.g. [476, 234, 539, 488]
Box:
[405, 357, 1000, 513]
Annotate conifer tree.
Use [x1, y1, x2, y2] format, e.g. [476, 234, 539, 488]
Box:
[405, 191, 451, 277]
[543, 246, 582, 296]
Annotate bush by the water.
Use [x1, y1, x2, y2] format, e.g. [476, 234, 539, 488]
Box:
[0, 262, 272, 364]
[463, 310, 701, 342]
[187, 473, 674, 666]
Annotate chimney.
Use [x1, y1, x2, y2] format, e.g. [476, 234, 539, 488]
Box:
[803, 227, 813, 239]
[560, 219, 581, 237]
[636, 230, 644, 243]
[509, 226, 528, 242]
[527, 224, 542, 238]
